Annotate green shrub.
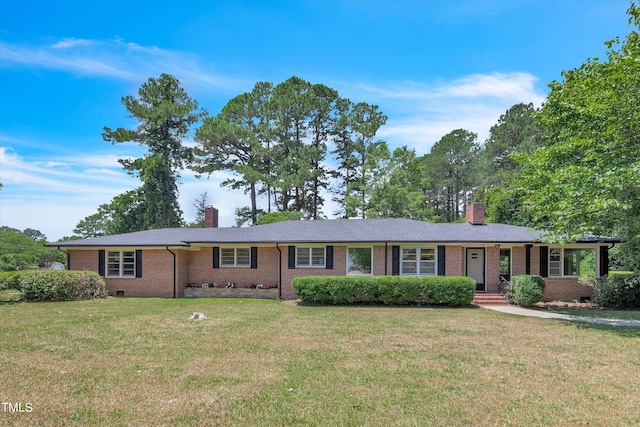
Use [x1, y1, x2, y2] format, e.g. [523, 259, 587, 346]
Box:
[592, 272, 640, 309]
[18, 270, 107, 302]
[292, 276, 475, 306]
[505, 275, 546, 306]
[0, 271, 23, 291]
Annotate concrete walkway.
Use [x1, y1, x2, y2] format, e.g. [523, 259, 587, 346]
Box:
[481, 305, 640, 327]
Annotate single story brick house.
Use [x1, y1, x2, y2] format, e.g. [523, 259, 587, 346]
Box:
[50, 204, 620, 301]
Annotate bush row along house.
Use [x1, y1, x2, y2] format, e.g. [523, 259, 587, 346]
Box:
[51, 204, 621, 301]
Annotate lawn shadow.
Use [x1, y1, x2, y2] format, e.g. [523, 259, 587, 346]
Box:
[569, 320, 640, 337]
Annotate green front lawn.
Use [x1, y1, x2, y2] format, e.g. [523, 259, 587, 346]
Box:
[1, 298, 638, 426]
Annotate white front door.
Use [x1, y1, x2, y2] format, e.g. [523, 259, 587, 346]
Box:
[466, 248, 485, 291]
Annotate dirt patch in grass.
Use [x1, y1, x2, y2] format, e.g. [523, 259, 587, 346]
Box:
[534, 301, 597, 310]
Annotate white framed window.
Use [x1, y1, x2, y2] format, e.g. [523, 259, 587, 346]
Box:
[296, 247, 325, 267]
[221, 248, 251, 267]
[549, 248, 562, 276]
[347, 247, 372, 275]
[107, 251, 135, 277]
[401, 247, 436, 276]
[549, 248, 596, 277]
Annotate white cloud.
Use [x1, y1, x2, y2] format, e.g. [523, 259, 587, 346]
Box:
[339, 72, 547, 152]
[0, 38, 244, 91]
[0, 146, 249, 238]
[50, 38, 96, 49]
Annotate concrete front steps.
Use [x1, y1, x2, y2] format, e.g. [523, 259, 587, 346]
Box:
[473, 292, 509, 306]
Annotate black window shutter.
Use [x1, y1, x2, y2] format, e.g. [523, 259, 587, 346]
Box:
[98, 250, 105, 276]
[326, 246, 333, 270]
[391, 246, 400, 276]
[288, 246, 296, 269]
[213, 247, 220, 268]
[600, 246, 609, 276]
[437, 246, 446, 276]
[251, 247, 258, 269]
[135, 250, 143, 278]
[525, 245, 532, 275]
[540, 246, 549, 277]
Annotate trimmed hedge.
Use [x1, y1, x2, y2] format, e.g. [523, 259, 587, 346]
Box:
[15, 270, 107, 302]
[292, 276, 476, 306]
[0, 271, 22, 291]
[505, 275, 546, 306]
[593, 272, 640, 309]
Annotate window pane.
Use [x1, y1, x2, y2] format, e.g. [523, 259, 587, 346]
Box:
[402, 248, 416, 261]
[420, 248, 434, 261]
[236, 248, 250, 266]
[122, 251, 135, 277]
[549, 248, 561, 276]
[418, 248, 435, 275]
[402, 262, 417, 275]
[348, 248, 372, 275]
[107, 251, 120, 276]
[499, 249, 511, 279]
[311, 247, 325, 266]
[564, 249, 595, 276]
[579, 250, 596, 276]
[221, 248, 235, 266]
[419, 261, 435, 275]
[297, 247, 310, 266]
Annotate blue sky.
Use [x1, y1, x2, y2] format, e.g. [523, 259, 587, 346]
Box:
[0, 0, 633, 240]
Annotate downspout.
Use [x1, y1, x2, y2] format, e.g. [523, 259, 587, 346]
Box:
[56, 247, 69, 270]
[166, 247, 176, 299]
[276, 243, 282, 300]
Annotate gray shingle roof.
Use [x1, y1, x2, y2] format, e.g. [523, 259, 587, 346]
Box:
[51, 218, 550, 247]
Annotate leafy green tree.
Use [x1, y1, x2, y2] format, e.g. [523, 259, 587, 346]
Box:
[269, 76, 313, 213]
[103, 74, 205, 230]
[518, 4, 640, 247]
[478, 103, 544, 225]
[73, 213, 108, 238]
[253, 211, 303, 225]
[482, 103, 543, 184]
[367, 146, 434, 220]
[191, 82, 272, 226]
[187, 192, 209, 228]
[332, 101, 389, 218]
[428, 129, 480, 222]
[515, 3, 640, 268]
[194, 77, 343, 224]
[97, 190, 146, 235]
[0, 227, 64, 271]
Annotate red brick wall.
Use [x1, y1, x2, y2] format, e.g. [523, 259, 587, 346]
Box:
[512, 246, 526, 276]
[280, 246, 347, 299]
[68, 249, 98, 272]
[445, 246, 465, 276]
[542, 278, 594, 302]
[67, 243, 601, 302]
[68, 249, 178, 297]
[485, 246, 500, 292]
[189, 247, 280, 289]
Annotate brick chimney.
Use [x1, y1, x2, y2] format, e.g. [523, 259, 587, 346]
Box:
[466, 202, 485, 225]
[204, 206, 219, 228]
